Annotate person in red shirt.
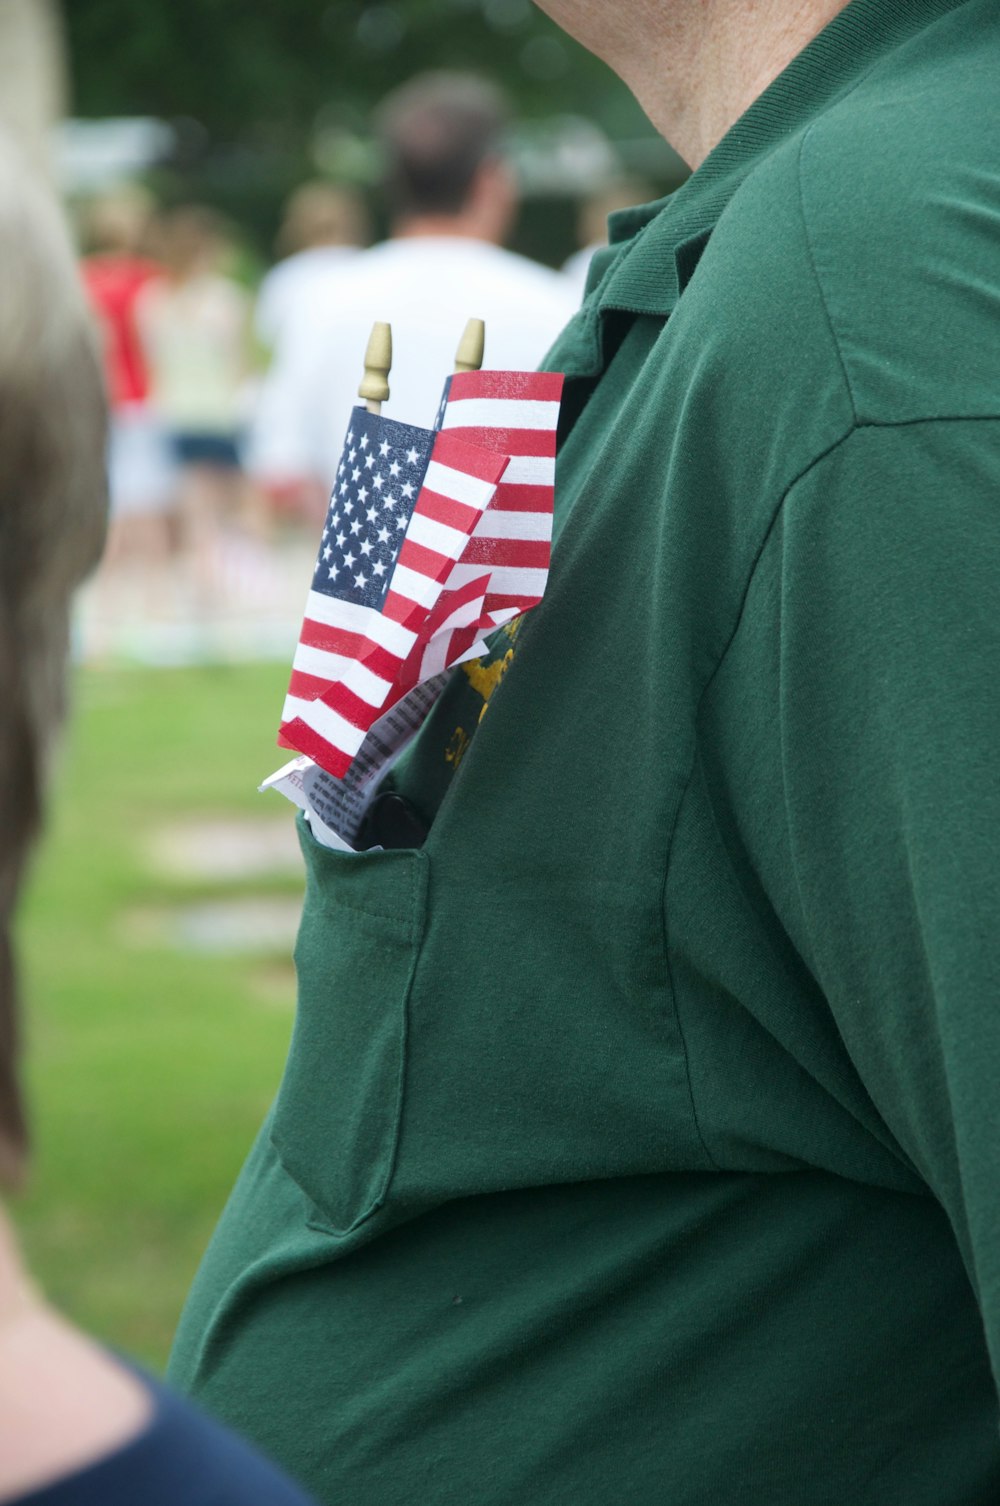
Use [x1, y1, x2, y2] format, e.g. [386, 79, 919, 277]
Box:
[80, 189, 174, 577]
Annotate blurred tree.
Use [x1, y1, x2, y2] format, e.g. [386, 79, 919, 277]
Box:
[64, 1, 684, 266]
[65, 0, 653, 150]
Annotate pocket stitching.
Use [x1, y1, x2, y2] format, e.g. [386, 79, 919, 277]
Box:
[277, 846, 429, 1236]
[314, 893, 420, 936]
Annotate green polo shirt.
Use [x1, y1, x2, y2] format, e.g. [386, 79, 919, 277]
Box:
[170, 2, 1000, 1500]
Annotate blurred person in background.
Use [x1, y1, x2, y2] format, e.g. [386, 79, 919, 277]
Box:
[249, 71, 577, 500]
[252, 181, 371, 523]
[561, 176, 655, 302]
[80, 188, 174, 585]
[136, 205, 257, 613]
[255, 180, 370, 355]
[0, 99, 318, 1506]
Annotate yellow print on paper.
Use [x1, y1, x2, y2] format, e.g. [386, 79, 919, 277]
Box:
[444, 616, 525, 771]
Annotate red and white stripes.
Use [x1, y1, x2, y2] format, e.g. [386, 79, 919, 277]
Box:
[280, 431, 506, 778]
[439, 370, 561, 615]
[278, 370, 564, 782]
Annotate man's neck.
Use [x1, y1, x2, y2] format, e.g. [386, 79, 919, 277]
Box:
[391, 213, 498, 243]
[542, 0, 849, 168]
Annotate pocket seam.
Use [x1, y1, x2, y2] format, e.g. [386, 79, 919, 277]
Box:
[314, 894, 420, 936]
[298, 814, 422, 934]
[275, 843, 429, 1237]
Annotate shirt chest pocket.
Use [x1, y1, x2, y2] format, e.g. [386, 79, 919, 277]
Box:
[270, 817, 428, 1236]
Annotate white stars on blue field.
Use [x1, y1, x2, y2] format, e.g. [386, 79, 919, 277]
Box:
[316, 407, 435, 609]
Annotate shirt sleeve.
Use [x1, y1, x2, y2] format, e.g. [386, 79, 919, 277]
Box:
[772, 416, 1000, 1379]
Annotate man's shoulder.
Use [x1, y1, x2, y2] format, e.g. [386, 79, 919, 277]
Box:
[285, 240, 401, 317]
[462, 239, 572, 289]
[303, 236, 576, 346]
[380, 237, 573, 303]
[706, 12, 999, 425]
[302, 237, 558, 302]
[795, 2, 996, 269]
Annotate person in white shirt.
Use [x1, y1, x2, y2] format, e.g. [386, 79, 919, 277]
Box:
[254, 181, 370, 356]
[136, 206, 257, 609]
[249, 72, 577, 499]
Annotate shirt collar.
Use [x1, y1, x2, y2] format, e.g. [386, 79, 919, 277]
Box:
[553, 0, 969, 376]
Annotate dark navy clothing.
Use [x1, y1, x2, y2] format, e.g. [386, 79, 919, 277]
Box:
[15, 1372, 316, 1506]
[171, 432, 242, 469]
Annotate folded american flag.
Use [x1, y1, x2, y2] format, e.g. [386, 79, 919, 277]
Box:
[279, 369, 563, 781]
[423, 367, 563, 668]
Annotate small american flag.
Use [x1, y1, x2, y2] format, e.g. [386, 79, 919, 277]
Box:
[422, 367, 563, 670]
[278, 369, 564, 782]
[386, 367, 564, 705]
[279, 407, 507, 777]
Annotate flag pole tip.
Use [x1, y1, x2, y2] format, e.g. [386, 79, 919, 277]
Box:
[454, 317, 485, 373]
[359, 321, 392, 412]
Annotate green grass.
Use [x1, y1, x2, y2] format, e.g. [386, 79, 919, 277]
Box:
[14, 661, 302, 1370]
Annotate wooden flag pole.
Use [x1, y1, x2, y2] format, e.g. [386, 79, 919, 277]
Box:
[359, 321, 392, 414]
[454, 317, 485, 373]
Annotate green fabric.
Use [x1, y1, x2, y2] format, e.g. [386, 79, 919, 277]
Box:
[169, 2, 1000, 1499]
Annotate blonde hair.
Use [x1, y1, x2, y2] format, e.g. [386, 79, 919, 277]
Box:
[83, 185, 156, 257]
[276, 182, 370, 258]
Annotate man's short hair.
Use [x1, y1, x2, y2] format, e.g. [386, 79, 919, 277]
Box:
[376, 72, 510, 219]
[0, 132, 107, 1186]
